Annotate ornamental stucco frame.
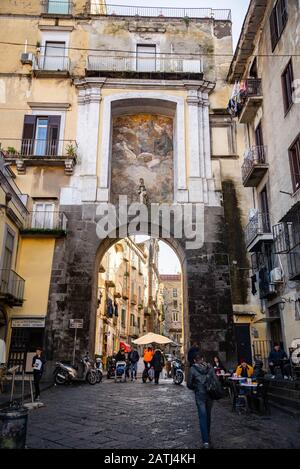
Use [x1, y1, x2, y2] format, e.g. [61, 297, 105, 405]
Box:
[97, 92, 188, 203]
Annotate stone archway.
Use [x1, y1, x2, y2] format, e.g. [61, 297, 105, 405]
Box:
[89, 233, 189, 360]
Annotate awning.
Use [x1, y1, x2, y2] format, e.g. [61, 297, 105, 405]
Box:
[133, 332, 173, 345]
[119, 341, 131, 352]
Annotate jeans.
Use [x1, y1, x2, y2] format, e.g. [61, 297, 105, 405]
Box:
[33, 371, 42, 398]
[195, 394, 213, 444]
[130, 362, 138, 379]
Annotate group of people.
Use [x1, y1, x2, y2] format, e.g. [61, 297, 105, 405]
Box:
[113, 345, 166, 384]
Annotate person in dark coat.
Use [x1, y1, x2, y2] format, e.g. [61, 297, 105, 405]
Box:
[151, 349, 165, 384]
[187, 354, 217, 449]
[268, 343, 289, 378]
[188, 342, 200, 367]
[128, 347, 140, 381]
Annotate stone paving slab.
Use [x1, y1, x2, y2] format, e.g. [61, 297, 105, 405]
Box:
[25, 379, 300, 449]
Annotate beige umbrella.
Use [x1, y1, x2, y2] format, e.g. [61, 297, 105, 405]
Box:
[132, 332, 173, 345]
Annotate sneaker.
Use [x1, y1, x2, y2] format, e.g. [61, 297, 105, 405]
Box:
[202, 443, 210, 450]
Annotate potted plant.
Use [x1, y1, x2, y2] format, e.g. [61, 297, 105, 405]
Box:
[66, 143, 77, 159]
[6, 147, 17, 156]
[183, 16, 190, 27]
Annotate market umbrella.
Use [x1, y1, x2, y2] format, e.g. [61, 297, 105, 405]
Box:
[132, 332, 173, 345]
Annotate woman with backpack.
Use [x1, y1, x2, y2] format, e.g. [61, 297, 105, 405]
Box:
[187, 354, 223, 449]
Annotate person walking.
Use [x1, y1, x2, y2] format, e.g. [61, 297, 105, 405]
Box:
[128, 346, 140, 381]
[187, 354, 218, 449]
[32, 347, 46, 401]
[188, 341, 200, 367]
[143, 346, 154, 369]
[151, 348, 165, 385]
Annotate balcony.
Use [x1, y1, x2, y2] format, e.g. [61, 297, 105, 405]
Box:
[288, 245, 300, 281]
[131, 294, 138, 305]
[245, 212, 273, 252]
[89, 3, 232, 20]
[21, 211, 68, 237]
[122, 288, 129, 300]
[239, 79, 263, 124]
[86, 54, 203, 77]
[242, 146, 268, 187]
[33, 55, 70, 77]
[129, 325, 140, 338]
[44, 0, 72, 15]
[1, 139, 77, 175]
[0, 270, 25, 306]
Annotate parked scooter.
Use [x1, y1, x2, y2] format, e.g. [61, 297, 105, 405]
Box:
[172, 358, 184, 385]
[95, 357, 103, 383]
[54, 353, 97, 385]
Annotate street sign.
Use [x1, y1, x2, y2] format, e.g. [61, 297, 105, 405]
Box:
[69, 319, 83, 329]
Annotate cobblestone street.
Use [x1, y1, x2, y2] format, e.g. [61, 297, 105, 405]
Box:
[25, 379, 300, 449]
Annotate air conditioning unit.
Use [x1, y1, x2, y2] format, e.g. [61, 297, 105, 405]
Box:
[21, 52, 33, 65]
[270, 267, 283, 284]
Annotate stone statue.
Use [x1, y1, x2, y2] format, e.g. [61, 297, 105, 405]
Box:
[138, 178, 148, 205]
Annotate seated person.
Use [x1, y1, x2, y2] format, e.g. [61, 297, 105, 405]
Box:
[268, 343, 289, 379]
[235, 360, 254, 378]
[252, 359, 266, 380]
[212, 355, 226, 375]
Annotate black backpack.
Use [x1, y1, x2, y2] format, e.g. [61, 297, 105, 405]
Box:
[194, 366, 225, 400]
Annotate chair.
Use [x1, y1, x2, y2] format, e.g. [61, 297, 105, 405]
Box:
[229, 381, 249, 413]
[250, 380, 271, 415]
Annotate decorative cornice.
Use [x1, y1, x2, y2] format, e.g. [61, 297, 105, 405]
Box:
[38, 25, 74, 31]
[28, 102, 71, 109]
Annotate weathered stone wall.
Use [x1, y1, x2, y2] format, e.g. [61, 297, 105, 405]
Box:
[44, 203, 235, 372]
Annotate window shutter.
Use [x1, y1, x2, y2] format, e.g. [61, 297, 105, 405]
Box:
[269, 9, 278, 51]
[279, 0, 288, 33]
[47, 116, 61, 156]
[21, 115, 36, 155]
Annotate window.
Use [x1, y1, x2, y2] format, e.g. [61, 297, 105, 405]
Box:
[172, 311, 179, 322]
[43, 42, 67, 71]
[137, 317, 141, 330]
[0, 229, 15, 294]
[47, 0, 70, 15]
[282, 60, 294, 114]
[130, 314, 135, 326]
[270, 0, 288, 51]
[173, 289, 177, 297]
[289, 135, 300, 193]
[32, 202, 55, 229]
[121, 309, 126, 327]
[255, 122, 266, 162]
[136, 45, 156, 72]
[21, 115, 61, 157]
[173, 300, 178, 309]
[259, 186, 271, 233]
[210, 115, 237, 157]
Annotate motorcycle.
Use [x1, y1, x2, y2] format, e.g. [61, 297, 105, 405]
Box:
[172, 358, 184, 385]
[94, 357, 103, 383]
[106, 357, 116, 379]
[142, 362, 154, 383]
[53, 353, 97, 385]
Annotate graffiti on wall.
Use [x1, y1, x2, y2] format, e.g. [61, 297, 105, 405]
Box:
[111, 114, 174, 204]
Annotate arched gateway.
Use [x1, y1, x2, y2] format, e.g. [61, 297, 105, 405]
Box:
[44, 91, 236, 374]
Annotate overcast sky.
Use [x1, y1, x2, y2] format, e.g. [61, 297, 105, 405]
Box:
[108, 0, 250, 47]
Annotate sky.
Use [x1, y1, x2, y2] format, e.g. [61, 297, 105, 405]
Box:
[108, 0, 250, 48]
[125, 1, 251, 273]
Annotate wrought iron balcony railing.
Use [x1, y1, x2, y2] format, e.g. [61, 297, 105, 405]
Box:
[1, 139, 78, 160]
[87, 54, 203, 75]
[89, 3, 232, 20]
[21, 211, 68, 234]
[242, 145, 268, 186]
[45, 0, 72, 15]
[0, 269, 25, 305]
[239, 79, 263, 123]
[33, 55, 70, 72]
[245, 212, 272, 249]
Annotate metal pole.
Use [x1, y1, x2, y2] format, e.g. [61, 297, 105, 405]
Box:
[72, 327, 77, 366]
[21, 371, 25, 406]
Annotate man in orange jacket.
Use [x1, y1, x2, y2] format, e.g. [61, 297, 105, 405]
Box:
[143, 346, 154, 368]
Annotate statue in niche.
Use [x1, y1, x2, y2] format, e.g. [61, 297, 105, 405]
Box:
[138, 178, 148, 205]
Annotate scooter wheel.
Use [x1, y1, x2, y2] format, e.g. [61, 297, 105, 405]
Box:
[54, 372, 67, 385]
[87, 372, 97, 385]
